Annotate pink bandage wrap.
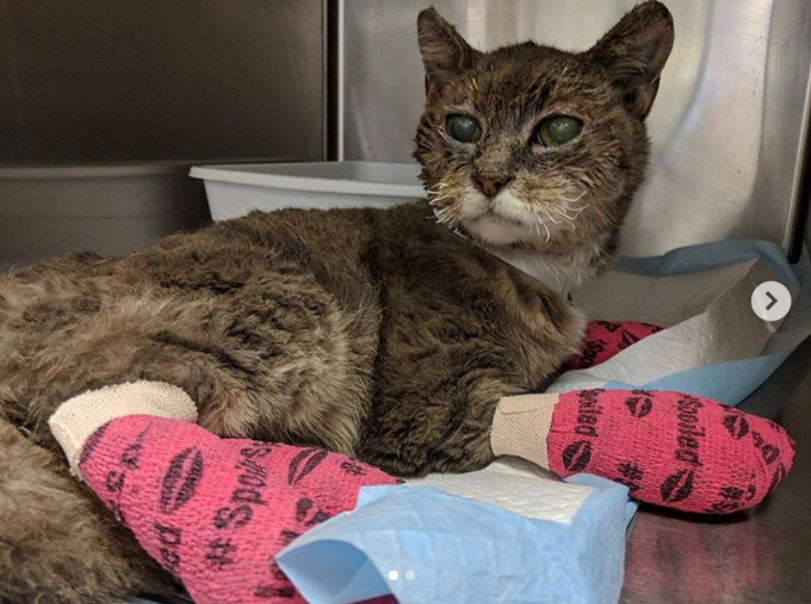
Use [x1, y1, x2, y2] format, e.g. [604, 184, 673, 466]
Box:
[546, 389, 795, 513]
[563, 320, 663, 372]
[78, 415, 397, 604]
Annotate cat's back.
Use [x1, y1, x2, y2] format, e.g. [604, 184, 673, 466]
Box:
[116, 205, 380, 297]
[1, 201, 429, 316]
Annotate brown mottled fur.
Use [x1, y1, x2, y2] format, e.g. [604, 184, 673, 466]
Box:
[0, 3, 672, 602]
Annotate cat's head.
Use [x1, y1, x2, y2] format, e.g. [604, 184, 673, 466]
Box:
[414, 1, 674, 269]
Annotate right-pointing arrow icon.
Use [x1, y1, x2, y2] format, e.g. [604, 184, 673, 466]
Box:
[752, 281, 792, 322]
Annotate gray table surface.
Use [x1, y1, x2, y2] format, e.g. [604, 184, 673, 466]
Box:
[621, 337, 811, 603]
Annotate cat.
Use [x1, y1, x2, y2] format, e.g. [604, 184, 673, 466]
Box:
[0, 3, 673, 602]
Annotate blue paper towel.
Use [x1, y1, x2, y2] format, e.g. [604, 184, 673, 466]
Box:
[277, 469, 632, 604]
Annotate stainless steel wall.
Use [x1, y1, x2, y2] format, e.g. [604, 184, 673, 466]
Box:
[338, 0, 811, 258]
[0, 0, 326, 271]
[0, 0, 326, 164]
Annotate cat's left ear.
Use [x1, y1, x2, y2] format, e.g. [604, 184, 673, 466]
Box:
[588, 1, 674, 120]
[417, 8, 479, 100]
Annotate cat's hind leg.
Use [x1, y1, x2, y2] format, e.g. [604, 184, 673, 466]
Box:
[0, 263, 260, 445]
[0, 415, 179, 604]
[0, 252, 374, 454]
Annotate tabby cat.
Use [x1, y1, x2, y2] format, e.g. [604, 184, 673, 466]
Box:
[0, 3, 673, 602]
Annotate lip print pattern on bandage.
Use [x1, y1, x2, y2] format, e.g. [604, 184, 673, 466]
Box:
[563, 320, 663, 372]
[545, 390, 795, 514]
[77, 415, 398, 604]
[160, 447, 204, 515]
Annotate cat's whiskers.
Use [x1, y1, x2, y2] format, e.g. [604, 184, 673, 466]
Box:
[531, 220, 542, 238]
[431, 204, 461, 229]
[563, 189, 588, 204]
[427, 193, 452, 205]
[531, 203, 578, 237]
[535, 215, 552, 243]
[426, 181, 465, 229]
[562, 202, 588, 220]
[550, 205, 577, 225]
[554, 208, 579, 233]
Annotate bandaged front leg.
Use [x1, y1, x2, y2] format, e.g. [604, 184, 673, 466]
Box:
[490, 389, 795, 514]
[49, 382, 397, 604]
[563, 320, 663, 372]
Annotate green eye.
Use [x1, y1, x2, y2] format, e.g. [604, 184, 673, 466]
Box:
[446, 113, 482, 143]
[538, 116, 583, 147]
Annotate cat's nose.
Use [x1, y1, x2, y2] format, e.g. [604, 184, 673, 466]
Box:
[472, 174, 513, 198]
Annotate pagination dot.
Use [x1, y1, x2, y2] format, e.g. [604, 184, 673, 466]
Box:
[388, 570, 398, 580]
[405, 570, 416, 580]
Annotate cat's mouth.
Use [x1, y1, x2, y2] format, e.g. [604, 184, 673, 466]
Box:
[459, 188, 569, 247]
[464, 212, 532, 245]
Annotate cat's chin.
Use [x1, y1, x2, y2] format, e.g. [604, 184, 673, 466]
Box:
[462, 213, 538, 247]
[457, 188, 568, 249]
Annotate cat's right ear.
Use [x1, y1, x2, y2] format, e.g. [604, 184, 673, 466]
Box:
[417, 8, 478, 99]
[588, 1, 675, 120]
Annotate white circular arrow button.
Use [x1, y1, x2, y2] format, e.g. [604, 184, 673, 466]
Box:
[751, 281, 792, 322]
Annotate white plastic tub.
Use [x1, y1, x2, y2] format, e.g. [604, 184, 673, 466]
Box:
[190, 161, 425, 221]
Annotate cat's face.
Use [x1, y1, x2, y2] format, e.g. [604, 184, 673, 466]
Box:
[414, 2, 674, 258]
